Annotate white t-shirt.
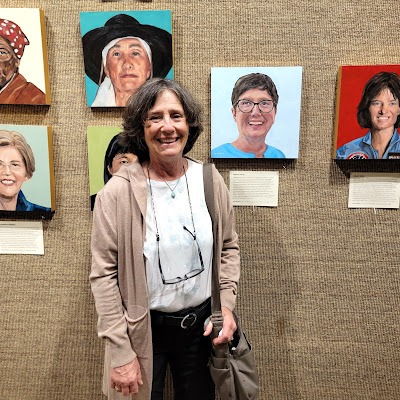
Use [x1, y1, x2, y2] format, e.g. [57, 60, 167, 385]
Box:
[144, 160, 213, 312]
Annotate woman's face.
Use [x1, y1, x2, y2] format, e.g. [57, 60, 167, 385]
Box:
[0, 36, 19, 88]
[0, 145, 29, 200]
[143, 90, 189, 163]
[105, 38, 152, 97]
[369, 88, 400, 133]
[232, 88, 276, 142]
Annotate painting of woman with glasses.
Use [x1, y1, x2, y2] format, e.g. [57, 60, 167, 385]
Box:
[0, 126, 54, 212]
[211, 67, 302, 159]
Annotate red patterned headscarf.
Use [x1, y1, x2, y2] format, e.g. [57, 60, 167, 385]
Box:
[0, 18, 29, 59]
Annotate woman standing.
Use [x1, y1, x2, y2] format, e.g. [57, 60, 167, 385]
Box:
[90, 78, 240, 399]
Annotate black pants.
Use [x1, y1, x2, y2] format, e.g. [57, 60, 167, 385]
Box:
[150, 299, 215, 400]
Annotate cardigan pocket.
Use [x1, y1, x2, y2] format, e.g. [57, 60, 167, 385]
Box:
[124, 305, 149, 358]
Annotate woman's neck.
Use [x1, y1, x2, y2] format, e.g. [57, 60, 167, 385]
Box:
[0, 195, 18, 211]
[371, 127, 395, 159]
[231, 136, 267, 158]
[145, 157, 187, 181]
[114, 90, 133, 107]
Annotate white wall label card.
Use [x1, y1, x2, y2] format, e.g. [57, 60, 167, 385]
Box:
[0, 221, 44, 254]
[348, 172, 400, 209]
[230, 171, 279, 207]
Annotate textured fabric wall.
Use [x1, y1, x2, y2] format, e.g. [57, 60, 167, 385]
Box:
[1, 1, 400, 399]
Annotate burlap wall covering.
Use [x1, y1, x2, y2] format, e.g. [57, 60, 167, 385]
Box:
[1, 0, 400, 399]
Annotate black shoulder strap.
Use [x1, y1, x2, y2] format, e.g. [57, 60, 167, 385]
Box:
[203, 163, 215, 222]
[203, 163, 223, 325]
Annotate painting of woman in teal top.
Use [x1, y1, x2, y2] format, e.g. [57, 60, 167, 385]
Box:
[211, 67, 302, 159]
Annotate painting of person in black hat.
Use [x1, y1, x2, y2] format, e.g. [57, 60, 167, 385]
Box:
[81, 12, 173, 107]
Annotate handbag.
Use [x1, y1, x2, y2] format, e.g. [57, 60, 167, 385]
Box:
[203, 163, 259, 400]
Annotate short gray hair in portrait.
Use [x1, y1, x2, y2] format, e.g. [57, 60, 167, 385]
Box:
[357, 71, 400, 129]
[120, 78, 203, 163]
[231, 73, 279, 110]
[0, 130, 35, 178]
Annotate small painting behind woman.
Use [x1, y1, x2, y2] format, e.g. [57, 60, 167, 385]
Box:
[87, 128, 137, 210]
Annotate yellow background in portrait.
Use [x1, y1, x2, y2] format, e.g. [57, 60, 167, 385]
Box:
[87, 126, 123, 196]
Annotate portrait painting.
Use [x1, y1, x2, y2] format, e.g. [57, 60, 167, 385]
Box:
[334, 65, 400, 160]
[0, 125, 55, 213]
[87, 126, 137, 209]
[80, 10, 173, 108]
[0, 8, 50, 105]
[211, 66, 302, 159]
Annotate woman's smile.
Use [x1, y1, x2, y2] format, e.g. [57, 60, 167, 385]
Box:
[157, 137, 179, 144]
[1, 178, 16, 185]
[247, 120, 264, 126]
[0, 145, 29, 200]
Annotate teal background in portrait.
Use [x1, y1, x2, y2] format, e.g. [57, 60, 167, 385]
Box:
[211, 66, 302, 159]
[0, 125, 53, 208]
[80, 10, 173, 107]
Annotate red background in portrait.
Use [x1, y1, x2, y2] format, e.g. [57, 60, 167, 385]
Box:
[333, 65, 400, 156]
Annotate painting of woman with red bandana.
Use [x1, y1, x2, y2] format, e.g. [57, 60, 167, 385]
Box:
[0, 9, 50, 105]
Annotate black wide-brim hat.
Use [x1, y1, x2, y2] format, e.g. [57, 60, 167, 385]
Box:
[82, 14, 173, 84]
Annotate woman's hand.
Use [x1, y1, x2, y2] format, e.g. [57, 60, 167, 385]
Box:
[204, 306, 237, 345]
[110, 358, 143, 396]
